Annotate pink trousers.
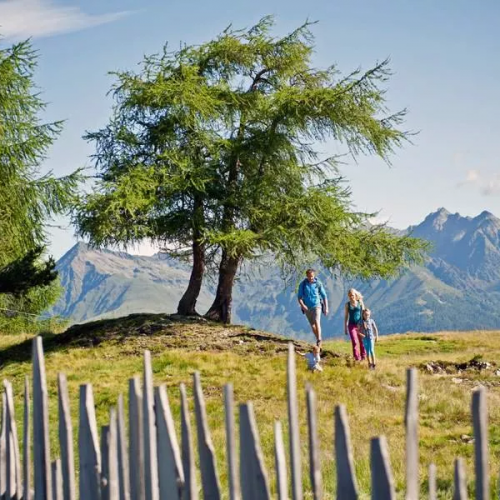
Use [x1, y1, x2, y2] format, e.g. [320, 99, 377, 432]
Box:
[348, 323, 366, 361]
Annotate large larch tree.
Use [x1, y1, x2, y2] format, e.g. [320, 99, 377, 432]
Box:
[75, 18, 427, 323]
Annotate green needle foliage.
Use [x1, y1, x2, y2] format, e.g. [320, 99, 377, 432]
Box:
[75, 17, 427, 323]
[0, 39, 81, 328]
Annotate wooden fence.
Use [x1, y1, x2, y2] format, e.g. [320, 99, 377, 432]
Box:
[0, 336, 494, 499]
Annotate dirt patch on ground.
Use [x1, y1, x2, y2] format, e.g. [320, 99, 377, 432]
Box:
[419, 356, 497, 375]
[418, 356, 500, 388]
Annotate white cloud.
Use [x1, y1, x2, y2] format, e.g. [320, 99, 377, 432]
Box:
[464, 169, 479, 183]
[481, 175, 500, 196]
[457, 169, 480, 187]
[0, 0, 130, 40]
[457, 169, 500, 196]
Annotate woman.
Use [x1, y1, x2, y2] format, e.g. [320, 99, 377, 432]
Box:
[344, 288, 366, 361]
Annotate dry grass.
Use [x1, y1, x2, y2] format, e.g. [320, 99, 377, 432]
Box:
[0, 315, 499, 499]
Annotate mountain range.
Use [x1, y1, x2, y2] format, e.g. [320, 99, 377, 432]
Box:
[51, 208, 500, 339]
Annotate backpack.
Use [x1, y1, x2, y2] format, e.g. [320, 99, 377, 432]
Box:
[299, 278, 325, 313]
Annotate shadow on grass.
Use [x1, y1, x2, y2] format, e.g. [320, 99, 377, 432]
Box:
[0, 313, 174, 367]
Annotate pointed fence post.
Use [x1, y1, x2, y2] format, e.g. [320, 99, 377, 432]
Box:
[472, 387, 488, 500]
[428, 464, 437, 500]
[143, 351, 159, 500]
[405, 368, 419, 500]
[58, 373, 76, 500]
[129, 377, 145, 500]
[117, 395, 130, 500]
[102, 426, 110, 500]
[33, 336, 52, 500]
[287, 344, 302, 500]
[5, 380, 22, 499]
[79, 384, 101, 500]
[306, 384, 322, 500]
[239, 403, 270, 500]
[52, 459, 63, 500]
[101, 410, 119, 500]
[224, 384, 239, 500]
[334, 405, 358, 500]
[180, 383, 197, 500]
[371, 436, 396, 500]
[274, 422, 288, 500]
[24, 376, 31, 500]
[0, 392, 6, 499]
[453, 458, 467, 500]
[154, 385, 184, 500]
[193, 372, 221, 499]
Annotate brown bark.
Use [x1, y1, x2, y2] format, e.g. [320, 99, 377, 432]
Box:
[204, 251, 240, 324]
[177, 238, 205, 316]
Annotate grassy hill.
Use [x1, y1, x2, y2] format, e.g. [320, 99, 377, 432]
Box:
[1, 315, 499, 498]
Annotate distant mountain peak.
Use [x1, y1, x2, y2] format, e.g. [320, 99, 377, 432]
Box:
[474, 210, 496, 221]
[422, 207, 452, 230]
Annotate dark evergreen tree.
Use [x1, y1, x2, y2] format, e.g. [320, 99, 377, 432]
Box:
[0, 39, 80, 321]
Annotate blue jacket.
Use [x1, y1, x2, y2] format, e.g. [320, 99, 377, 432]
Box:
[298, 278, 327, 309]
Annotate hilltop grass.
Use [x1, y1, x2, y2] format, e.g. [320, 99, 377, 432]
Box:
[0, 315, 499, 499]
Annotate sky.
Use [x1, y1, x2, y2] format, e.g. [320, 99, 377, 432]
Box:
[1, 0, 499, 259]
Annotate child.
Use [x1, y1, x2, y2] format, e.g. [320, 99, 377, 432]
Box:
[298, 345, 323, 372]
[358, 308, 379, 370]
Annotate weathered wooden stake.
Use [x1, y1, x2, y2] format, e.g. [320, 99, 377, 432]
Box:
[287, 344, 302, 500]
[143, 351, 159, 500]
[371, 436, 396, 500]
[405, 369, 418, 500]
[5, 380, 22, 499]
[33, 337, 52, 500]
[180, 383, 197, 500]
[24, 376, 31, 500]
[51, 459, 63, 500]
[428, 463, 437, 500]
[224, 384, 240, 500]
[79, 384, 101, 500]
[0, 391, 6, 499]
[117, 394, 130, 500]
[193, 372, 221, 499]
[274, 422, 288, 500]
[239, 403, 270, 500]
[306, 384, 322, 500]
[129, 377, 145, 500]
[102, 409, 119, 500]
[154, 385, 184, 500]
[453, 458, 467, 500]
[472, 387, 488, 500]
[334, 405, 358, 500]
[102, 426, 110, 500]
[57, 373, 76, 500]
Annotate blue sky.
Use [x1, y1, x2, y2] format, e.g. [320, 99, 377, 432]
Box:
[2, 0, 499, 259]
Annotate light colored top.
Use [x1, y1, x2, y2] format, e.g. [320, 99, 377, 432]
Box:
[359, 318, 377, 339]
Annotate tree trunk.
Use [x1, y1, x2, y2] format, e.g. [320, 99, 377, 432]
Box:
[204, 251, 240, 324]
[177, 238, 205, 316]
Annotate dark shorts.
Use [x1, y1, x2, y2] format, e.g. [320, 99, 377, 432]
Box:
[305, 306, 321, 325]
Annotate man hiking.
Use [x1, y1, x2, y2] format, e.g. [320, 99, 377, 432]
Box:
[298, 268, 328, 347]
